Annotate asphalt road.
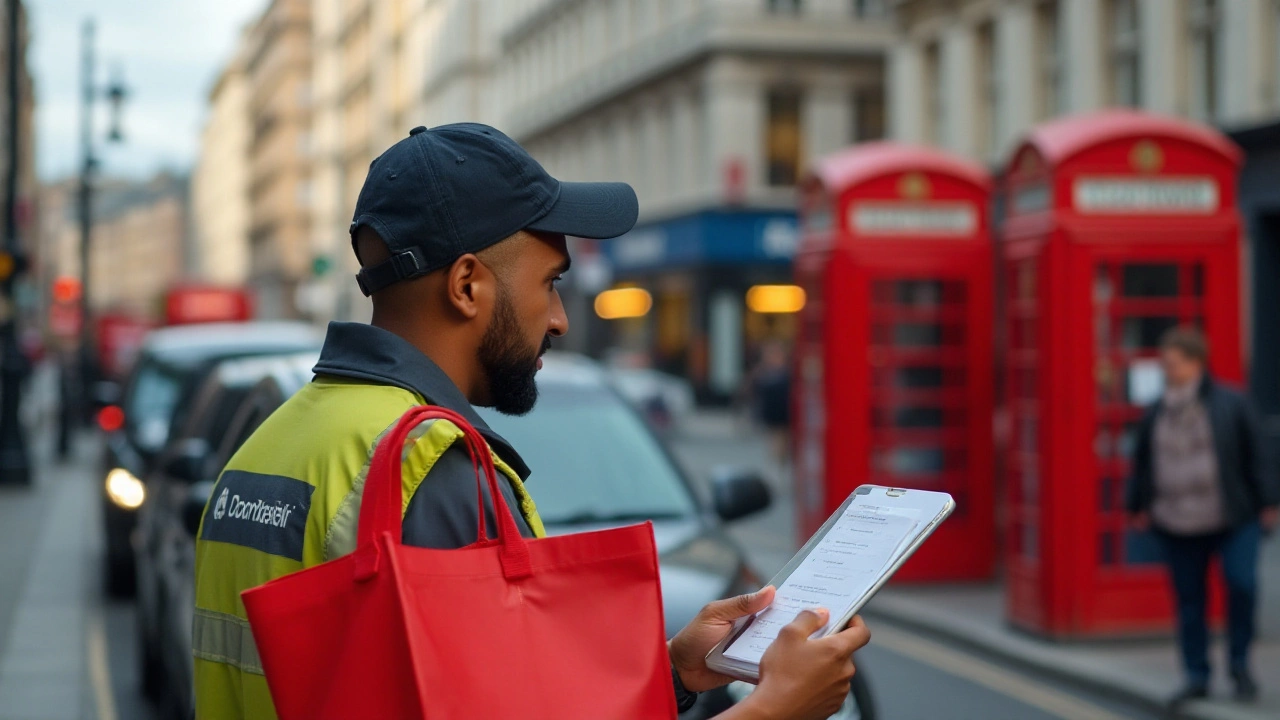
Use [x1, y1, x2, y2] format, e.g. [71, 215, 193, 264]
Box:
[0, 409, 1163, 720]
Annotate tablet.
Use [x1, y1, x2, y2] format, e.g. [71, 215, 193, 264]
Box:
[704, 485, 954, 682]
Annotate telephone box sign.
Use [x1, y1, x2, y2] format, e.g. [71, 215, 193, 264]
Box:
[850, 202, 977, 236]
[1073, 177, 1218, 214]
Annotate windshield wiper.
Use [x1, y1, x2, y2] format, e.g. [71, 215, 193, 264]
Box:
[543, 510, 688, 526]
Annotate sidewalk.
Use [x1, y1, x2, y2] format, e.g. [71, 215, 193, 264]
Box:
[863, 541, 1280, 720]
[0, 427, 103, 719]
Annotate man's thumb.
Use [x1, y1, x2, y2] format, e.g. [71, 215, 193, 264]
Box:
[705, 586, 775, 620]
[785, 608, 830, 638]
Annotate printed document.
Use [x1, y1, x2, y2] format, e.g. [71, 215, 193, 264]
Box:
[723, 507, 919, 664]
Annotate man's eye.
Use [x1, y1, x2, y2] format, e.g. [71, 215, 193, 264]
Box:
[551, 275, 563, 286]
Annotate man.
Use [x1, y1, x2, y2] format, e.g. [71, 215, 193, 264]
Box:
[1126, 326, 1278, 706]
[193, 123, 870, 719]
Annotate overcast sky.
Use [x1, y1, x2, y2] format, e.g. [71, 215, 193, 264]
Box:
[30, 0, 266, 181]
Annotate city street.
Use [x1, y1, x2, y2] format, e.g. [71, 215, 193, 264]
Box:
[0, 393, 1170, 720]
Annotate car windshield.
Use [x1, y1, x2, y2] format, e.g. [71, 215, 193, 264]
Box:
[125, 361, 186, 451]
[477, 383, 699, 526]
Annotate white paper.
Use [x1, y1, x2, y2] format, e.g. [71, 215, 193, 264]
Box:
[1128, 359, 1165, 405]
[723, 506, 919, 664]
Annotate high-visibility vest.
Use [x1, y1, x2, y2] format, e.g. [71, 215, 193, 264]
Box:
[192, 376, 546, 720]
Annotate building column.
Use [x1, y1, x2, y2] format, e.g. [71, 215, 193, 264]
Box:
[704, 57, 762, 200]
[996, 1, 1036, 157]
[1062, 0, 1104, 113]
[941, 24, 977, 157]
[889, 42, 925, 143]
[1138, 0, 1178, 115]
[1220, 0, 1269, 125]
[803, 72, 852, 167]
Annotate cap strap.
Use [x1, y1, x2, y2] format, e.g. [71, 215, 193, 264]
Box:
[355, 247, 429, 296]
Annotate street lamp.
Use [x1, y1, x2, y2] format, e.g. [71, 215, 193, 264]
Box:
[56, 19, 127, 460]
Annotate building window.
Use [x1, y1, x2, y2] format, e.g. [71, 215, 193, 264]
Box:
[853, 86, 886, 142]
[1037, 1, 1064, 119]
[768, 0, 802, 15]
[924, 41, 944, 145]
[976, 21, 999, 159]
[852, 0, 886, 18]
[1108, 0, 1141, 107]
[1188, 0, 1220, 122]
[766, 88, 804, 186]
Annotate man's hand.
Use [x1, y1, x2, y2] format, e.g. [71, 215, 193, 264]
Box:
[1261, 507, 1278, 533]
[669, 586, 776, 692]
[1129, 512, 1150, 532]
[730, 609, 871, 720]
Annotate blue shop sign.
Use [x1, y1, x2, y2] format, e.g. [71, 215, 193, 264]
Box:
[604, 210, 799, 272]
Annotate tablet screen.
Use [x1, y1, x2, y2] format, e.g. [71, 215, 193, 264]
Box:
[722, 504, 921, 664]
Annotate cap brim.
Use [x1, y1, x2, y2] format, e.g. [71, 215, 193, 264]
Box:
[525, 181, 638, 239]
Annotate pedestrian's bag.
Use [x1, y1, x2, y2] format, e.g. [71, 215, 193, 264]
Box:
[241, 405, 677, 719]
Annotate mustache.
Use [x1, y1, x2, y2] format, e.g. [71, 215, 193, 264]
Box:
[539, 335, 552, 357]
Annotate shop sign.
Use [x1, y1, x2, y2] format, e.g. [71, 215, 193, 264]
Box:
[1073, 177, 1218, 214]
[850, 202, 977, 236]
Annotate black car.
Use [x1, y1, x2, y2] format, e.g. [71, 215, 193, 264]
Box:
[99, 321, 323, 597]
[158, 352, 874, 719]
[133, 351, 320, 719]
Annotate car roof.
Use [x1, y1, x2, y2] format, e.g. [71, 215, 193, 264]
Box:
[213, 351, 320, 390]
[140, 321, 323, 366]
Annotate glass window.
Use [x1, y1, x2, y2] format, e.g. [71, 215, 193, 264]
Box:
[1188, 0, 1221, 122]
[852, 0, 887, 18]
[924, 42, 944, 145]
[767, 0, 802, 15]
[1121, 264, 1180, 297]
[125, 362, 185, 452]
[766, 88, 804, 186]
[1109, 0, 1142, 106]
[478, 385, 698, 525]
[852, 86, 886, 143]
[976, 21, 999, 159]
[1037, 1, 1064, 119]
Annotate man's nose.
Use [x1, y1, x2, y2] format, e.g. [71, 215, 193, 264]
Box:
[549, 292, 568, 338]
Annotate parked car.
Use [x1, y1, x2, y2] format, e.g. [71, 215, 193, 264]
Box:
[133, 351, 319, 719]
[606, 365, 698, 432]
[98, 321, 323, 597]
[157, 352, 875, 719]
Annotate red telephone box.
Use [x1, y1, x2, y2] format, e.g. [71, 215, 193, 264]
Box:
[794, 143, 995, 581]
[1001, 110, 1243, 636]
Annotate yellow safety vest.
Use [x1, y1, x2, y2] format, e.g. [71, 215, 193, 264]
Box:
[192, 376, 545, 720]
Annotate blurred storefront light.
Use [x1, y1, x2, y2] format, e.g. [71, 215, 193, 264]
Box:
[746, 284, 806, 314]
[105, 467, 145, 510]
[595, 287, 653, 319]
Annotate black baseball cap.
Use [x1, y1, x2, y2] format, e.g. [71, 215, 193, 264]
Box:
[350, 123, 638, 296]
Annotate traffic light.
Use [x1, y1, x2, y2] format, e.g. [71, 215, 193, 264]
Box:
[52, 276, 82, 304]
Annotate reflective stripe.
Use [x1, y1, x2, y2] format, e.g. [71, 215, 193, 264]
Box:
[322, 418, 445, 561]
[192, 607, 264, 676]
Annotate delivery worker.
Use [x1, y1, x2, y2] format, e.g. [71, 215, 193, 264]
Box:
[192, 123, 870, 719]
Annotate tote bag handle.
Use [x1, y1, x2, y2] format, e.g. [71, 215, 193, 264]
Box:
[353, 406, 532, 581]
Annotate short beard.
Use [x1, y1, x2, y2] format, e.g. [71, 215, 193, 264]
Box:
[477, 284, 550, 416]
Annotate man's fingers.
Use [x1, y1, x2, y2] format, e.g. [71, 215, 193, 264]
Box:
[825, 616, 871, 655]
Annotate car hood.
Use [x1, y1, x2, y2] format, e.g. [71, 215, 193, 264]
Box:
[544, 517, 744, 638]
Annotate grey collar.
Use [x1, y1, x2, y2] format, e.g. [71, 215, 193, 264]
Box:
[312, 321, 531, 480]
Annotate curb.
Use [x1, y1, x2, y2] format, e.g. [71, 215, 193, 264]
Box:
[861, 595, 1270, 720]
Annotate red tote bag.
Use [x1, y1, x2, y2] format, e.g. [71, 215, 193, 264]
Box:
[242, 405, 677, 720]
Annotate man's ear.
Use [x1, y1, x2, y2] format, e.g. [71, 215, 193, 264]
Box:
[444, 254, 493, 320]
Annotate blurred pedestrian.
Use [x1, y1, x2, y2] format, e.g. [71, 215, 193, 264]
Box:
[1126, 326, 1279, 706]
[749, 342, 792, 467]
[193, 124, 868, 720]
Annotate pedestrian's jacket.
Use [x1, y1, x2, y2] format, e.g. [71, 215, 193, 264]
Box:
[191, 322, 546, 720]
[1125, 375, 1279, 530]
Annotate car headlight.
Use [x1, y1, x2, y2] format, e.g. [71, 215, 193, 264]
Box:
[105, 468, 145, 510]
